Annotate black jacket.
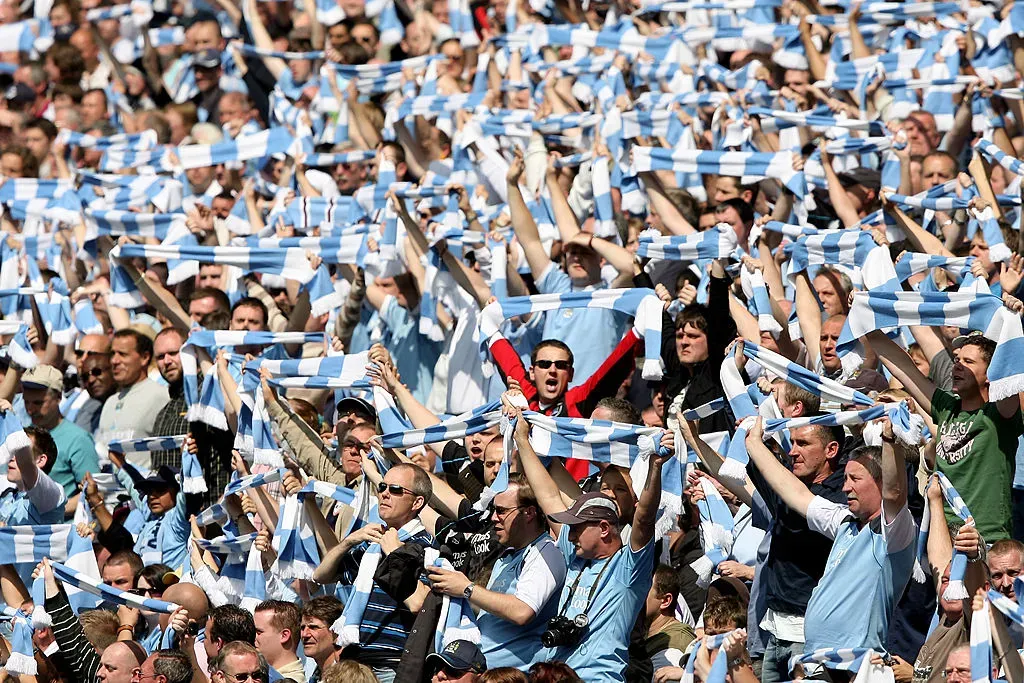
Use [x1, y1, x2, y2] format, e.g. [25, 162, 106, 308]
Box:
[660, 273, 737, 434]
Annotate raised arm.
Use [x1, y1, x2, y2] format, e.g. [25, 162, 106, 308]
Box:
[508, 403, 568, 536]
[630, 433, 672, 551]
[865, 330, 936, 414]
[506, 149, 553, 281]
[744, 418, 816, 517]
[879, 418, 908, 520]
[678, 418, 753, 506]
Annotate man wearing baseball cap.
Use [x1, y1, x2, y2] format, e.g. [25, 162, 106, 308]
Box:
[426, 640, 486, 683]
[21, 364, 98, 513]
[507, 395, 673, 682]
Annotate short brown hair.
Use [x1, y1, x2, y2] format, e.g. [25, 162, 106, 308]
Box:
[507, 472, 537, 511]
[255, 600, 301, 649]
[302, 595, 344, 627]
[778, 382, 821, 414]
[481, 668, 529, 683]
[704, 595, 747, 634]
[989, 539, 1024, 566]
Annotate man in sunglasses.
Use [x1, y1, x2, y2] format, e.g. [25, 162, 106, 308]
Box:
[313, 463, 435, 683]
[426, 472, 567, 670]
[75, 352, 115, 433]
[209, 642, 267, 683]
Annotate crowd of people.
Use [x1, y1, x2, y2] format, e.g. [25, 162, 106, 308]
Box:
[0, 0, 1023, 682]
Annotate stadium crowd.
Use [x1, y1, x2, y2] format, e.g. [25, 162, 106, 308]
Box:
[0, 0, 1023, 681]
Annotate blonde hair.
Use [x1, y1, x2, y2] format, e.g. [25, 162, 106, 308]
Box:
[321, 660, 379, 683]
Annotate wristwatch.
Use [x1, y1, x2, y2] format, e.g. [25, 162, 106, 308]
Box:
[463, 584, 475, 600]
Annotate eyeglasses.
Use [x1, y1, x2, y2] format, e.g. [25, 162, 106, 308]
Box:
[132, 669, 157, 680]
[378, 482, 416, 497]
[219, 671, 266, 683]
[533, 359, 571, 370]
[942, 668, 971, 680]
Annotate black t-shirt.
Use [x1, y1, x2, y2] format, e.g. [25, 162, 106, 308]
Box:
[435, 498, 503, 583]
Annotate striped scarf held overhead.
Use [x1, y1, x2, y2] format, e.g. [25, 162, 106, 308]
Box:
[522, 411, 669, 466]
[50, 561, 180, 613]
[718, 347, 758, 485]
[0, 321, 38, 369]
[629, 148, 807, 198]
[109, 435, 206, 494]
[840, 290, 1024, 401]
[331, 518, 427, 648]
[478, 287, 665, 381]
[790, 648, 892, 683]
[916, 473, 974, 599]
[690, 477, 735, 588]
[636, 225, 739, 261]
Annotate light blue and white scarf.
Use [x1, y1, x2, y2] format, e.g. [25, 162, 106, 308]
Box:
[690, 477, 735, 588]
[425, 548, 481, 649]
[478, 287, 665, 380]
[636, 225, 738, 261]
[50, 561, 180, 613]
[840, 291, 1024, 401]
[331, 518, 427, 647]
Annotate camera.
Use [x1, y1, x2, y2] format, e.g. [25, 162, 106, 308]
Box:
[540, 614, 588, 648]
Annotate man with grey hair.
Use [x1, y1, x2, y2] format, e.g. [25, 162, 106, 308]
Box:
[313, 463, 435, 683]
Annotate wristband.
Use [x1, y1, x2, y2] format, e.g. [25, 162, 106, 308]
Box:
[587, 234, 595, 249]
[118, 624, 135, 634]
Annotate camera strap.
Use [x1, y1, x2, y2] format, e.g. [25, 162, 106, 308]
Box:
[557, 556, 612, 619]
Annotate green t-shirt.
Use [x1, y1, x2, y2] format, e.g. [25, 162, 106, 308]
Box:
[931, 389, 1023, 542]
[49, 419, 99, 498]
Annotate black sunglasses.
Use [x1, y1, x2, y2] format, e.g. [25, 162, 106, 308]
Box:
[533, 359, 571, 370]
[220, 672, 266, 683]
[378, 482, 416, 497]
[83, 368, 107, 378]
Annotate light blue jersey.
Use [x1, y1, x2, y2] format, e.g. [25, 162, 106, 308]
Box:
[536, 264, 630, 387]
[479, 532, 567, 669]
[380, 295, 442, 404]
[545, 525, 655, 682]
[803, 500, 917, 653]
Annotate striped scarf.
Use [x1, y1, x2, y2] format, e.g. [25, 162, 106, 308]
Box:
[0, 321, 38, 369]
[523, 411, 668, 465]
[630, 148, 807, 198]
[381, 400, 502, 449]
[50, 561, 180, 613]
[717, 346, 760, 484]
[425, 548, 481, 649]
[917, 472, 974, 600]
[739, 266, 782, 336]
[109, 435, 206, 494]
[970, 596, 992, 683]
[99, 127, 311, 173]
[784, 230, 877, 284]
[0, 524, 71, 563]
[636, 225, 738, 261]
[1, 610, 36, 676]
[331, 518, 426, 648]
[478, 287, 665, 381]
[273, 479, 362, 581]
[690, 477, 735, 588]
[113, 243, 318, 285]
[840, 291, 1024, 401]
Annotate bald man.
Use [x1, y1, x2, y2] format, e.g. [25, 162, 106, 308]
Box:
[158, 582, 211, 677]
[71, 333, 112, 432]
[96, 641, 147, 683]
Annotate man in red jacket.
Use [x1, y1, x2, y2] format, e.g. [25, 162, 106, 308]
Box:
[484, 329, 643, 478]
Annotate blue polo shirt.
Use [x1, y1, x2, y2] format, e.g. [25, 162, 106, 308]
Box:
[478, 532, 567, 669]
[544, 525, 655, 682]
[536, 264, 630, 387]
[379, 295, 442, 404]
[803, 500, 917, 653]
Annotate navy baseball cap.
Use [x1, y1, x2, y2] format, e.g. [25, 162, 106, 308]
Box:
[425, 640, 487, 674]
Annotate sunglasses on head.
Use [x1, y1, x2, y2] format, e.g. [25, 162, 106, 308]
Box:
[378, 482, 416, 497]
[533, 359, 570, 370]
